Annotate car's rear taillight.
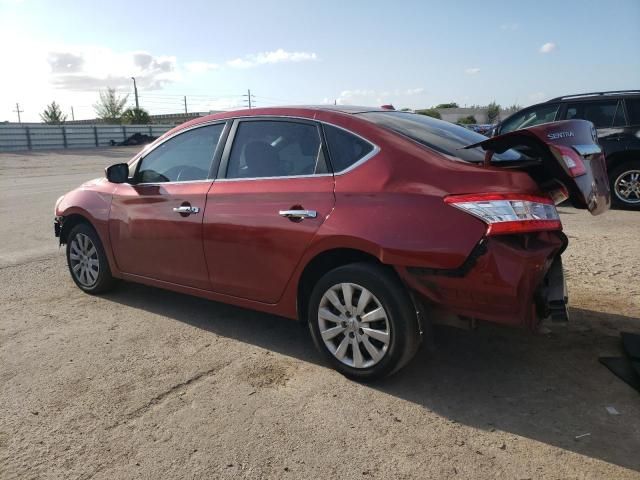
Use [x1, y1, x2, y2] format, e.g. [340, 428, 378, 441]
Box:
[549, 145, 587, 177]
[445, 193, 562, 236]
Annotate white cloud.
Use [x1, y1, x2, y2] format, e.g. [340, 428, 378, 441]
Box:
[45, 47, 179, 91]
[464, 67, 480, 75]
[405, 87, 424, 95]
[0, 32, 185, 121]
[185, 61, 219, 73]
[227, 48, 317, 68]
[539, 42, 556, 54]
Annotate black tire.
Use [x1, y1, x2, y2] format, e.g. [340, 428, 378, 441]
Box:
[66, 223, 116, 294]
[308, 262, 421, 381]
[609, 160, 640, 210]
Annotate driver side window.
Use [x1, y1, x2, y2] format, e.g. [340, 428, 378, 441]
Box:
[137, 124, 224, 183]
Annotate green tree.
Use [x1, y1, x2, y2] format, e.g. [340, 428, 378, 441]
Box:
[486, 101, 501, 123]
[415, 108, 442, 119]
[94, 88, 129, 123]
[122, 107, 151, 124]
[434, 102, 459, 109]
[40, 101, 67, 124]
[457, 115, 477, 125]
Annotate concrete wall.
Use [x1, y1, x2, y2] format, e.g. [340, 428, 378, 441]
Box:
[0, 124, 173, 151]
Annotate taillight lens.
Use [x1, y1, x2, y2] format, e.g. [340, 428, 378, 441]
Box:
[445, 193, 562, 236]
[549, 145, 587, 177]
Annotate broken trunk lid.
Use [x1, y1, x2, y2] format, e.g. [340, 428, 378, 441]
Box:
[463, 119, 611, 215]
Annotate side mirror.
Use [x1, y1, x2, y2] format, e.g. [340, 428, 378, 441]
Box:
[105, 163, 129, 184]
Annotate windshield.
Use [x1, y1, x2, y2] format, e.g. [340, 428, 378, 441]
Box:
[358, 111, 523, 163]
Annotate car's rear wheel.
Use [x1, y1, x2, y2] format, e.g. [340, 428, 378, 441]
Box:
[611, 161, 640, 210]
[308, 263, 421, 381]
[66, 223, 116, 294]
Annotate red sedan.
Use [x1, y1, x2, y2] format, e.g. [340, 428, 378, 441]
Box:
[54, 106, 610, 379]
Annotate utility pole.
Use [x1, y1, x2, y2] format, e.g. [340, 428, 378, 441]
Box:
[131, 77, 139, 109]
[184, 96, 188, 114]
[13, 103, 23, 123]
[70, 106, 75, 121]
[243, 89, 255, 109]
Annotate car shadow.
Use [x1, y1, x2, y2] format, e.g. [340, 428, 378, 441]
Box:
[102, 282, 640, 471]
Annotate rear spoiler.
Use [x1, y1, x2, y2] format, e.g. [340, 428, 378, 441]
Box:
[463, 120, 610, 215]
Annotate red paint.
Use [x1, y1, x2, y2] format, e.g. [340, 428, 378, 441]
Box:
[203, 175, 335, 303]
[55, 107, 609, 330]
[109, 181, 212, 289]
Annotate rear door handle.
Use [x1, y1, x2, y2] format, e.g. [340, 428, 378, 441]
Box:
[279, 209, 317, 219]
[173, 205, 200, 214]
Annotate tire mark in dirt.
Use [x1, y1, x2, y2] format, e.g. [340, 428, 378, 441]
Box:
[106, 360, 232, 430]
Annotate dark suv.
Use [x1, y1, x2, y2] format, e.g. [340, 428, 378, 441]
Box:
[494, 91, 640, 209]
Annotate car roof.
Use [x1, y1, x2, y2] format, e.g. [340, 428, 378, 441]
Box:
[174, 105, 389, 132]
[546, 90, 640, 103]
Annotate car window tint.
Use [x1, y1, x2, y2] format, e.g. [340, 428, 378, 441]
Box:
[359, 111, 522, 163]
[565, 100, 619, 128]
[323, 124, 374, 172]
[500, 104, 559, 134]
[625, 98, 640, 125]
[226, 121, 322, 179]
[137, 124, 223, 183]
[612, 101, 626, 127]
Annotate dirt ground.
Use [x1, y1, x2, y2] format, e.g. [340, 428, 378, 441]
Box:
[1, 148, 639, 479]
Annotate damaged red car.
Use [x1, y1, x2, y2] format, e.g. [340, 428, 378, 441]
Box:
[54, 106, 610, 379]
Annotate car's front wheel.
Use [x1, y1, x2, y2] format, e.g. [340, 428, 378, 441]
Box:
[308, 263, 421, 381]
[611, 160, 640, 210]
[66, 223, 116, 294]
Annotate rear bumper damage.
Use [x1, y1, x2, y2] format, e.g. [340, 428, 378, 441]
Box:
[397, 231, 568, 330]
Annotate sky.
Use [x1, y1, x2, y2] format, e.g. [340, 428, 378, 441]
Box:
[1, 0, 639, 122]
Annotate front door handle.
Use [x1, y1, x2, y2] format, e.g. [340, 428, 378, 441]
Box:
[173, 205, 200, 214]
[279, 209, 317, 220]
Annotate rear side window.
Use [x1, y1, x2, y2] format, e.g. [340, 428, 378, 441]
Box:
[625, 98, 640, 125]
[565, 100, 624, 128]
[226, 121, 324, 179]
[323, 124, 374, 172]
[137, 124, 224, 183]
[500, 104, 560, 134]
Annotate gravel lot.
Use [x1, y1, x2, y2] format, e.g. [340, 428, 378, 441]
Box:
[1, 148, 639, 479]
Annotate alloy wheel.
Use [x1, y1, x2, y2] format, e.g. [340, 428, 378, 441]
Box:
[69, 233, 100, 287]
[317, 283, 390, 369]
[614, 169, 640, 204]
